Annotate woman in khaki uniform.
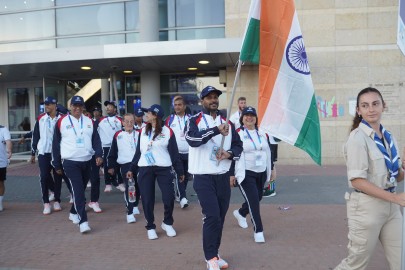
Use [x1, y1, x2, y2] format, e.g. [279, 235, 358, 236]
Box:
[335, 87, 405, 270]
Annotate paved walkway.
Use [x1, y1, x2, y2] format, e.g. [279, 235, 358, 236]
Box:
[0, 162, 391, 270]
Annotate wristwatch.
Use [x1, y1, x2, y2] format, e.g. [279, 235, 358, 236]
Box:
[226, 150, 234, 160]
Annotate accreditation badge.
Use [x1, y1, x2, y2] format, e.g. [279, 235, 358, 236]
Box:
[76, 137, 85, 148]
[255, 151, 264, 166]
[210, 146, 219, 161]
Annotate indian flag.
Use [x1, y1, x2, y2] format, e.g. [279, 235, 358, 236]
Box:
[240, 0, 322, 165]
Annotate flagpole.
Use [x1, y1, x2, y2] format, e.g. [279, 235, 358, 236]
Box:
[217, 61, 243, 165]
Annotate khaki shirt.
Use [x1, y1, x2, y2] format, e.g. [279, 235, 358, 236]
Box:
[343, 122, 401, 189]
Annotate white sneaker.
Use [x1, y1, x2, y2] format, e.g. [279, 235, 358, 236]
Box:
[88, 202, 102, 213]
[43, 203, 51, 215]
[69, 195, 74, 204]
[254, 232, 265, 243]
[104, 185, 112, 192]
[116, 183, 125, 192]
[269, 191, 277, 197]
[53, 202, 62, 211]
[217, 256, 229, 269]
[79, 222, 91, 233]
[86, 182, 91, 188]
[126, 214, 136, 223]
[233, 210, 248, 228]
[206, 257, 220, 270]
[180, 198, 189, 209]
[161, 222, 176, 237]
[69, 213, 80, 224]
[132, 206, 140, 215]
[147, 229, 158, 240]
[48, 192, 55, 202]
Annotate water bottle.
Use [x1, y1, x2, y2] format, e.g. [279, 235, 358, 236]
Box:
[128, 178, 136, 203]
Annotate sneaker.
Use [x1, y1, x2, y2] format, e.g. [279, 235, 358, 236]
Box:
[269, 191, 277, 197]
[126, 214, 136, 224]
[104, 185, 113, 192]
[69, 213, 80, 224]
[48, 192, 55, 202]
[116, 184, 125, 192]
[254, 232, 265, 243]
[88, 202, 102, 213]
[86, 182, 91, 188]
[161, 222, 176, 237]
[132, 206, 140, 215]
[69, 195, 74, 204]
[180, 198, 189, 209]
[53, 202, 62, 211]
[43, 203, 51, 215]
[206, 257, 220, 270]
[233, 210, 248, 228]
[79, 222, 91, 233]
[217, 256, 229, 269]
[147, 229, 158, 240]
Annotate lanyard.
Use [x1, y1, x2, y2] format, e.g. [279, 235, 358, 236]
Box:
[106, 116, 119, 130]
[126, 130, 137, 148]
[68, 114, 83, 137]
[176, 115, 187, 130]
[202, 113, 222, 129]
[244, 128, 262, 150]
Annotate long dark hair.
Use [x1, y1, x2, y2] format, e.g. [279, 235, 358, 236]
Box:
[350, 87, 385, 131]
[145, 113, 163, 140]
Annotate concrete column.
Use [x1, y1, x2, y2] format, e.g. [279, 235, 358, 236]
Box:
[141, 71, 160, 107]
[139, 0, 159, 42]
[101, 79, 109, 116]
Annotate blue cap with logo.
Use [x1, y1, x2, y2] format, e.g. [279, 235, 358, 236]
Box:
[44, 96, 57, 105]
[135, 107, 145, 117]
[71, 95, 85, 106]
[200, 86, 222, 99]
[146, 104, 164, 118]
[104, 100, 117, 108]
[241, 106, 257, 116]
[56, 104, 69, 114]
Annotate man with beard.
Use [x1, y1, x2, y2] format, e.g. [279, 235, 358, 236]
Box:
[185, 86, 243, 270]
[229, 97, 247, 129]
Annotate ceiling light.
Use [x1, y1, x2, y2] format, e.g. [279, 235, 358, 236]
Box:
[81, 66, 91, 70]
[188, 67, 198, 71]
[123, 70, 133, 74]
[198, 60, 209, 64]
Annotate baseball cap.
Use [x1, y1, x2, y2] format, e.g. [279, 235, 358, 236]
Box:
[241, 106, 257, 117]
[93, 107, 102, 112]
[200, 86, 222, 99]
[104, 101, 117, 108]
[134, 107, 145, 117]
[44, 96, 57, 105]
[71, 95, 85, 106]
[56, 104, 68, 114]
[146, 104, 164, 118]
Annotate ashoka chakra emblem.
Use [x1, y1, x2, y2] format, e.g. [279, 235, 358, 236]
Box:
[286, 35, 310, 75]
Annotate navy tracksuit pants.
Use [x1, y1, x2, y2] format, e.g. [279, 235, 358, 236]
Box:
[137, 166, 174, 230]
[63, 159, 90, 225]
[120, 163, 140, 215]
[193, 173, 231, 261]
[38, 153, 72, 203]
[103, 147, 123, 186]
[237, 170, 267, 233]
[174, 153, 189, 200]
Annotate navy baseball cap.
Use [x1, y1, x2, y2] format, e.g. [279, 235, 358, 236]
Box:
[71, 95, 85, 106]
[44, 96, 57, 105]
[93, 107, 102, 112]
[104, 100, 117, 108]
[134, 107, 144, 117]
[241, 106, 257, 117]
[200, 86, 222, 99]
[146, 104, 164, 118]
[56, 104, 69, 114]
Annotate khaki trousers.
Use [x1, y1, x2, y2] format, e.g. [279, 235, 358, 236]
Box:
[335, 192, 402, 270]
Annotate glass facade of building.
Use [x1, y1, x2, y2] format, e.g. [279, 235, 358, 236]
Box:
[0, 0, 225, 52]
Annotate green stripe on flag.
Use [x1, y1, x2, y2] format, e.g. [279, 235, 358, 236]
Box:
[294, 95, 322, 165]
[240, 18, 260, 64]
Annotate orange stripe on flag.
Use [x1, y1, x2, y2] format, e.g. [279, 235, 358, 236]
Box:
[258, 0, 295, 124]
